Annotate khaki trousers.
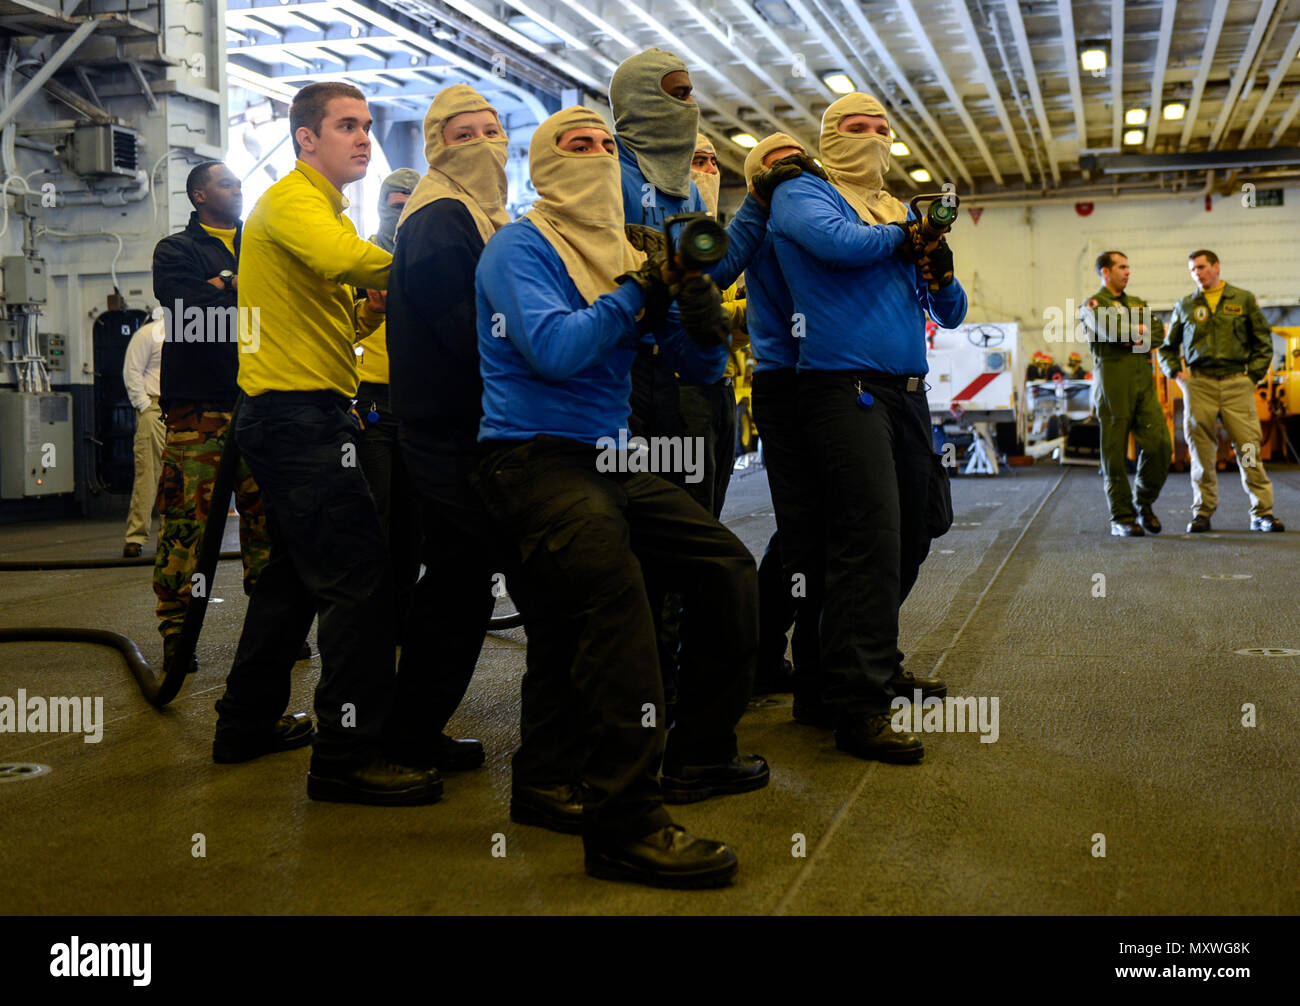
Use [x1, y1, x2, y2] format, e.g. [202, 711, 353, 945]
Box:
[1180, 371, 1273, 519]
[124, 398, 165, 545]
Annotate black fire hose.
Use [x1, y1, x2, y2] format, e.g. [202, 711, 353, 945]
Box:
[0, 405, 244, 708]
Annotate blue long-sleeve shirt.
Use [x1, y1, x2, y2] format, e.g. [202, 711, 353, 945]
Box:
[618, 139, 767, 292]
[477, 218, 728, 444]
[770, 174, 967, 374]
[744, 231, 798, 372]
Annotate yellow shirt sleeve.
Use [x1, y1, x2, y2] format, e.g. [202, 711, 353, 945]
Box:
[260, 182, 392, 291]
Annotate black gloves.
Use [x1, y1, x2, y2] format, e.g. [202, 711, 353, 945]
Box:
[750, 153, 828, 205]
[919, 239, 955, 290]
[891, 217, 934, 264]
[615, 250, 673, 330]
[677, 275, 730, 347]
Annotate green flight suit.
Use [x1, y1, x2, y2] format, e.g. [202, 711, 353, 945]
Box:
[1078, 286, 1172, 522]
[1158, 283, 1275, 518]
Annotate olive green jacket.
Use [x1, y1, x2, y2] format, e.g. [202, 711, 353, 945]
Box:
[1158, 282, 1272, 383]
[1077, 285, 1164, 359]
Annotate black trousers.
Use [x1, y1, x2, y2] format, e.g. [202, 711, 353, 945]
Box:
[798, 371, 935, 720]
[751, 368, 823, 701]
[474, 435, 757, 843]
[756, 531, 821, 691]
[355, 381, 420, 635]
[628, 347, 688, 702]
[384, 425, 502, 757]
[216, 391, 395, 770]
[678, 378, 737, 518]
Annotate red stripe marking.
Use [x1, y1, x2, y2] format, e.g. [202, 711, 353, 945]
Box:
[952, 372, 1001, 402]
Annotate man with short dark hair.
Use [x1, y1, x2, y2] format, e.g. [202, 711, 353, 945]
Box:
[150, 160, 278, 680]
[1159, 250, 1283, 533]
[1078, 250, 1171, 537]
[215, 82, 440, 804]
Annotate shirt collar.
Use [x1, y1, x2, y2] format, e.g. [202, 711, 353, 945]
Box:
[295, 159, 349, 212]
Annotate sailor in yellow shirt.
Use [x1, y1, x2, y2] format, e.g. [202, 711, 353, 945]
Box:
[216, 82, 440, 807]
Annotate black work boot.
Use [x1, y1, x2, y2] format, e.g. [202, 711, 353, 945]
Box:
[834, 713, 925, 764]
[585, 824, 738, 889]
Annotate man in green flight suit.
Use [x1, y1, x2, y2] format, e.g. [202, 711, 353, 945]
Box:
[1158, 249, 1284, 533]
[1079, 250, 1172, 537]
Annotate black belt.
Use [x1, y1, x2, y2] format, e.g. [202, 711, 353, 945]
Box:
[854, 369, 926, 392]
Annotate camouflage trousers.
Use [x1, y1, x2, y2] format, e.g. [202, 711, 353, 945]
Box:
[153, 402, 270, 638]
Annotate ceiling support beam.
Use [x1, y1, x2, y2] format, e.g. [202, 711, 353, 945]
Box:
[1177, 0, 1229, 150]
[947, 0, 1030, 183]
[1207, 0, 1277, 148]
[1144, 0, 1176, 151]
[893, 0, 1003, 185]
[1110, 0, 1123, 149]
[1001, 0, 1059, 184]
[1056, 0, 1088, 154]
[1239, 19, 1300, 148]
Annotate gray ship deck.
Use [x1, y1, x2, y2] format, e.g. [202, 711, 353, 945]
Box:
[2, 462, 1297, 915]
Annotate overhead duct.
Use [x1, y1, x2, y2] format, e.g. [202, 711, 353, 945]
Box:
[1080, 148, 1300, 174]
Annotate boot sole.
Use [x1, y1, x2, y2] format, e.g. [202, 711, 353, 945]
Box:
[510, 801, 583, 835]
[661, 769, 770, 805]
[307, 773, 443, 806]
[585, 856, 738, 889]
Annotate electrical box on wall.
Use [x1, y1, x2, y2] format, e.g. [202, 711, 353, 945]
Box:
[70, 124, 140, 178]
[0, 392, 75, 498]
[1, 256, 47, 303]
[40, 333, 67, 373]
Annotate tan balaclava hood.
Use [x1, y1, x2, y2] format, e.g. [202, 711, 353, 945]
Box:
[525, 106, 641, 306]
[398, 84, 510, 244]
[610, 47, 699, 200]
[690, 133, 721, 217]
[743, 132, 806, 190]
[819, 93, 908, 226]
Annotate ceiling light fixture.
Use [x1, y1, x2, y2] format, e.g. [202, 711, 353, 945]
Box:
[822, 72, 854, 94]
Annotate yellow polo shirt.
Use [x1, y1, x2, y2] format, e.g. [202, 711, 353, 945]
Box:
[1204, 281, 1226, 314]
[237, 160, 391, 397]
[356, 323, 389, 385]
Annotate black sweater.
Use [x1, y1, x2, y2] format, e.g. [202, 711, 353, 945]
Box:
[387, 198, 485, 440]
[151, 212, 242, 411]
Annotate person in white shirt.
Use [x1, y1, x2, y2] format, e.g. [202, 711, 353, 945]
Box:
[122, 318, 166, 557]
